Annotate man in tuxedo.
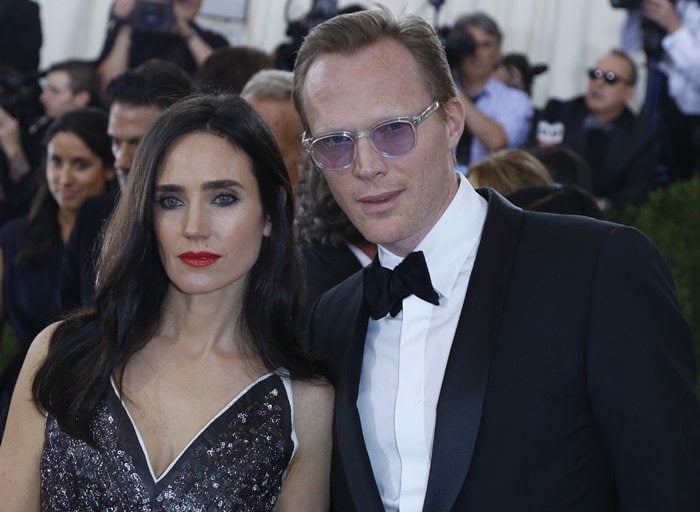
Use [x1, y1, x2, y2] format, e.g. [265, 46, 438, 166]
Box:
[292, 8, 700, 512]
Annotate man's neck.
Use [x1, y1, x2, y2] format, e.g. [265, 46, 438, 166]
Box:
[591, 106, 625, 125]
[460, 74, 491, 98]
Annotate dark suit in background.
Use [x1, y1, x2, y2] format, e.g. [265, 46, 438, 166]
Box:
[308, 189, 700, 512]
[56, 192, 116, 312]
[535, 96, 656, 209]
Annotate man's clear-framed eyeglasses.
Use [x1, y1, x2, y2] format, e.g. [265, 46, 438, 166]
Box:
[302, 101, 441, 171]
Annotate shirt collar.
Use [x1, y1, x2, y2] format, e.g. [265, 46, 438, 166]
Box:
[453, 72, 499, 100]
[378, 173, 488, 300]
[480, 77, 501, 97]
[583, 113, 617, 132]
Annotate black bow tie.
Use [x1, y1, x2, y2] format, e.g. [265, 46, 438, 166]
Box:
[363, 251, 440, 320]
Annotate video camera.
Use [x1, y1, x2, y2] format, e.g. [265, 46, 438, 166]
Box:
[287, 0, 337, 40]
[275, 0, 338, 70]
[129, 0, 175, 34]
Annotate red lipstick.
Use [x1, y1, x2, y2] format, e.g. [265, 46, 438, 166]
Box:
[178, 251, 221, 267]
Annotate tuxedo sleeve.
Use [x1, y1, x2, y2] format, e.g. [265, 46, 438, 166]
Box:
[586, 225, 700, 510]
[306, 295, 341, 386]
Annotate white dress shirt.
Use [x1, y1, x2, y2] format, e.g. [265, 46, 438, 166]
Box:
[470, 77, 534, 164]
[347, 242, 374, 267]
[356, 174, 488, 512]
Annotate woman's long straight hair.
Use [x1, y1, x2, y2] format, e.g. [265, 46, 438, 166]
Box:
[17, 108, 114, 268]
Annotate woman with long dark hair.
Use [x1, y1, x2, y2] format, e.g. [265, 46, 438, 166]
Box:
[0, 95, 332, 510]
[0, 107, 115, 435]
[0, 107, 115, 347]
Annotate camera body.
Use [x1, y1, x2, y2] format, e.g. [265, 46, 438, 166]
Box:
[609, 0, 677, 8]
[610, 0, 643, 7]
[286, 0, 337, 39]
[130, 0, 175, 34]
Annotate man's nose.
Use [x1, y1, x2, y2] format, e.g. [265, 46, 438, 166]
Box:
[352, 135, 387, 179]
[114, 143, 134, 172]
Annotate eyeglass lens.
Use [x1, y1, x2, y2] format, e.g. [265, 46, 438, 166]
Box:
[311, 120, 416, 170]
[588, 68, 622, 85]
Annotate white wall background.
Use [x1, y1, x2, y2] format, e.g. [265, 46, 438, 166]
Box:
[34, 0, 631, 108]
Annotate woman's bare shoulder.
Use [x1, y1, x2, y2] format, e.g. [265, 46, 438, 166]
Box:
[290, 378, 334, 415]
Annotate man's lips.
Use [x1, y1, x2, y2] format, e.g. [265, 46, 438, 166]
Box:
[178, 251, 221, 267]
[357, 190, 401, 212]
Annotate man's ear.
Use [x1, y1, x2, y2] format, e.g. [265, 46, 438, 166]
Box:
[73, 90, 91, 109]
[443, 96, 466, 152]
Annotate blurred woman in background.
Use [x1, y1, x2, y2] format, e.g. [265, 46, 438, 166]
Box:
[0, 107, 114, 434]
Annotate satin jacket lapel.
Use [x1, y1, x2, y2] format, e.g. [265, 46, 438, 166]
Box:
[423, 189, 524, 512]
[334, 284, 386, 511]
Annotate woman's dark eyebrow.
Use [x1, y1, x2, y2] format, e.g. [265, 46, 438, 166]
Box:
[154, 184, 183, 193]
[202, 179, 243, 190]
[154, 180, 243, 193]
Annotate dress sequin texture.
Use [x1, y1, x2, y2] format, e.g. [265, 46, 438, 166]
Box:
[40, 373, 295, 511]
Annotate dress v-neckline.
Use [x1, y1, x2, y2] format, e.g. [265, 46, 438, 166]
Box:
[110, 372, 275, 483]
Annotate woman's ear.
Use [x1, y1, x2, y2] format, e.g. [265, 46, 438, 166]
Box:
[263, 186, 288, 237]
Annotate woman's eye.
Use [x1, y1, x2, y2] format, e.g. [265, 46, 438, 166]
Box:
[156, 196, 183, 209]
[212, 193, 238, 206]
[73, 159, 89, 170]
[48, 155, 61, 166]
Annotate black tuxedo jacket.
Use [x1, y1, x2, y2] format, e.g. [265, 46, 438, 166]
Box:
[297, 244, 363, 340]
[535, 97, 656, 209]
[307, 189, 700, 511]
[298, 244, 363, 340]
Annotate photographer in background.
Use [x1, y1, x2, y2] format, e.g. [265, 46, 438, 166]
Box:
[1, 61, 98, 223]
[96, 0, 228, 90]
[0, 0, 42, 223]
[446, 12, 533, 171]
[621, 0, 700, 180]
